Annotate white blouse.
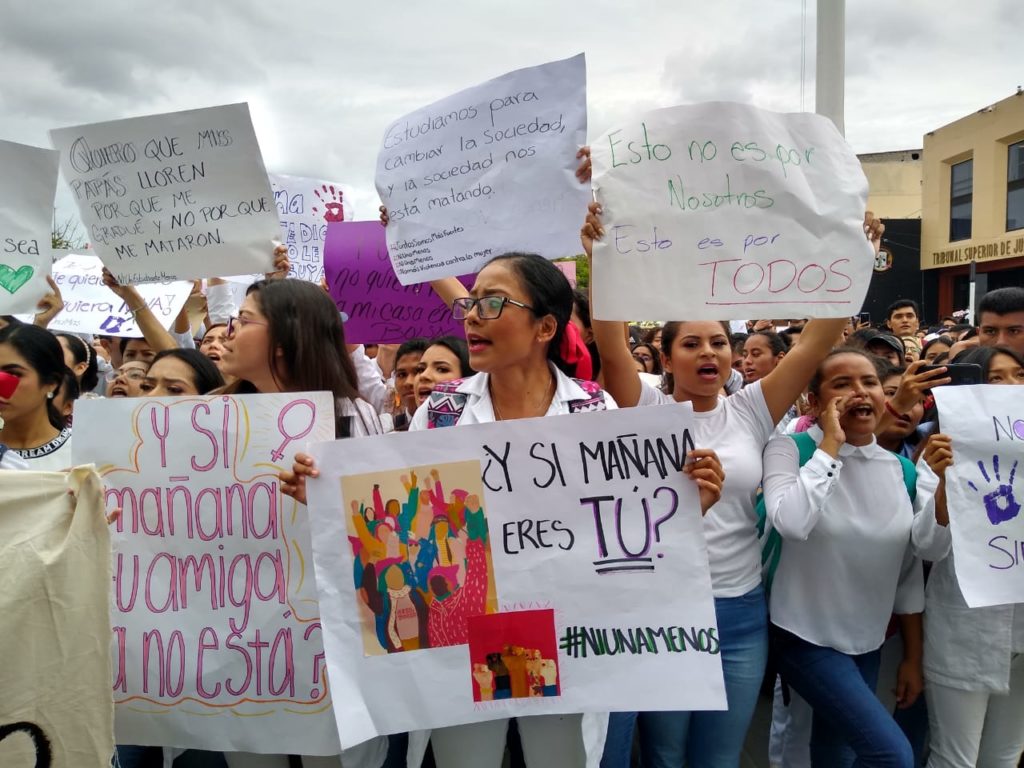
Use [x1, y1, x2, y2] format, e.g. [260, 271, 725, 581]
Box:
[912, 461, 1024, 693]
[762, 425, 925, 655]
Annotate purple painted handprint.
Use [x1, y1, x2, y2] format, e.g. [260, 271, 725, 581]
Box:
[968, 455, 1020, 526]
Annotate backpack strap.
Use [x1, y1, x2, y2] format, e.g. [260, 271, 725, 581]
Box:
[789, 430, 819, 464]
[895, 453, 917, 502]
[757, 432, 820, 594]
[425, 379, 469, 429]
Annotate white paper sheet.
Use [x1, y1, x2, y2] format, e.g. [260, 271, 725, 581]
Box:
[44, 253, 192, 336]
[50, 103, 279, 284]
[934, 385, 1024, 608]
[307, 404, 725, 749]
[591, 102, 872, 321]
[375, 53, 589, 284]
[0, 138, 59, 313]
[72, 393, 344, 754]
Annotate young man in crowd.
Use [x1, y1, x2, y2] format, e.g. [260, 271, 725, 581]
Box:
[977, 286, 1024, 356]
[886, 299, 920, 337]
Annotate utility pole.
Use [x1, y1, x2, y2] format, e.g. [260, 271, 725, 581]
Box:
[816, 0, 846, 136]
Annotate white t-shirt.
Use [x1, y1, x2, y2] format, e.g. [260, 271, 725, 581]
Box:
[637, 380, 775, 597]
[12, 427, 74, 472]
[762, 426, 925, 654]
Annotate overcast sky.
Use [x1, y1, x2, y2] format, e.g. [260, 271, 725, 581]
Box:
[1, 0, 1019, 228]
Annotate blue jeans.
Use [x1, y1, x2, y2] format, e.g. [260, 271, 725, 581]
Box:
[601, 585, 768, 768]
[773, 627, 913, 768]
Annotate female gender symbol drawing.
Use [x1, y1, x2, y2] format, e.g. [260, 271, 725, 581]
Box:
[271, 399, 317, 462]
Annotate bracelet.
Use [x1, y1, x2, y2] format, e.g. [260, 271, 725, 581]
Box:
[128, 305, 146, 316]
[884, 400, 909, 420]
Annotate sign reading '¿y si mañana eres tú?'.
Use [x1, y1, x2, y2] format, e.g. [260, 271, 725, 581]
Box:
[590, 102, 873, 321]
[375, 53, 590, 285]
[0, 138, 59, 314]
[307, 404, 725, 749]
[72, 393, 344, 755]
[50, 103, 280, 285]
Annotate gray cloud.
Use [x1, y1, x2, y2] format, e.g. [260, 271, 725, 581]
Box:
[0, 0, 1017, 226]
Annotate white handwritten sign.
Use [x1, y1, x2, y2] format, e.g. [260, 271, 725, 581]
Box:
[270, 174, 355, 283]
[43, 253, 192, 337]
[934, 385, 1024, 608]
[590, 102, 872, 321]
[72, 393, 344, 754]
[307, 404, 725, 749]
[0, 139, 59, 314]
[50, 103, 279, 284]
[375, 53, 589, 284]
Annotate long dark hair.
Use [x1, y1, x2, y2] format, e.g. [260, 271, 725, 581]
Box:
[951, 345, 1024, 378]
[223, 279, 366, 437]
[0, 324, 68, 430]
[485, 252, 580, 377]
[225, 279, 361, 400]
[150, 348, 225, 394]
[427, 335, 475, 377]
[55, 332, 99, 392]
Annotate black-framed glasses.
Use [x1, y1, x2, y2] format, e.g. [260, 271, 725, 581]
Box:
[451, 296, 536, 320]
[227, 315, 268, 336]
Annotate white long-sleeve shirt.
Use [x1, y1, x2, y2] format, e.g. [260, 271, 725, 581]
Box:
[762, 426, 925, 655]
[912, 460, 1024, 693]
[350, 344, 390, 414]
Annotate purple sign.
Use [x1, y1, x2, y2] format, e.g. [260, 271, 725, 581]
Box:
[323, 222, 468, 344]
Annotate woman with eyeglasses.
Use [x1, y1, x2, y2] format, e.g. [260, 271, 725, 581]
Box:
[106, 360, 150, 398]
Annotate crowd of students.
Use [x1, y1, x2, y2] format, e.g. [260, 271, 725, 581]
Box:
[2, 173, 1024, 768]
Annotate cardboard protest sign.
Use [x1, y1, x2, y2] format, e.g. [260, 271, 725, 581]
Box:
[307, 404, 725, 748]
[271, 174, 354, 283]
[0, 139, 59, 314]
[376, 53, 589, 284]
[50, 103, 279, 284]
[323, 221, 467, 343]
[934, 385, 1024, 607]
[72, 393, 344, 754]
[590, 102, 872, 321]
[0, 467, 114, 767]
[41, 253, 193, 336]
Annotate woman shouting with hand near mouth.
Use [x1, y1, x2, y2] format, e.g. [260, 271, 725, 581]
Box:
[761, 348, 927, 767]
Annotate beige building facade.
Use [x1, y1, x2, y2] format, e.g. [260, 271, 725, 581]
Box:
[860, 149, 923, 219]
[921, 91, 1024, 314]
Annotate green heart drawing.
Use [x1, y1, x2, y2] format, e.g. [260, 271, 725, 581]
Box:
[0, 264, 35, 294]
